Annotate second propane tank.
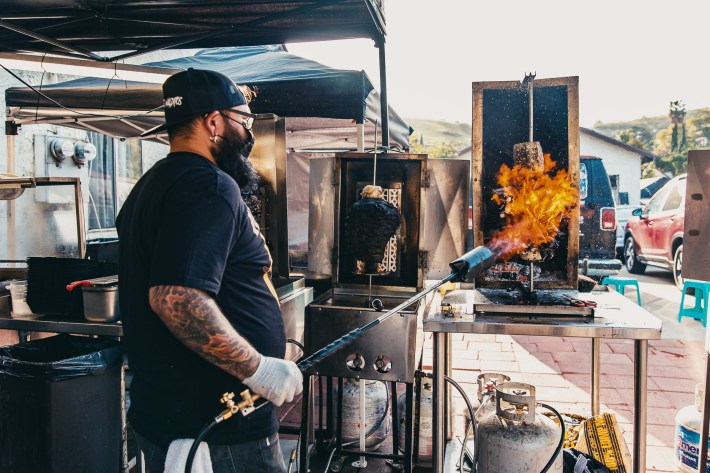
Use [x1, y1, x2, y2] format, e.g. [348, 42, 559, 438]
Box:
[398, 381, 433, 464]
[338, 378, 391, 450]
[476, 382, 563, 473]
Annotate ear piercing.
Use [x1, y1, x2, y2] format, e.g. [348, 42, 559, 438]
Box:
[210, 135, 218, 143]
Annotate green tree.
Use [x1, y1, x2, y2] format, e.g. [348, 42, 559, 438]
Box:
[686, 109, 710, 147]
[409, 133, 463, 159]
[652, 100, 690, 176]
[669, 100, 687, 153]
[614, 127, 654, 151]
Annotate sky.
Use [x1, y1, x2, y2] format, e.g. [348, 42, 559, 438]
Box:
[289, 0, 710, 127]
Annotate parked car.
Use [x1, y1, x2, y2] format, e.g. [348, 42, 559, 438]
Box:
[624, 174, 686, 288]
[615, 204, 643, 259]
[578, 156, 622, 281]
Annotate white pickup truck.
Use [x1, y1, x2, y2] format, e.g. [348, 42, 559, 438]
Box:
[615, 204, 643, 259]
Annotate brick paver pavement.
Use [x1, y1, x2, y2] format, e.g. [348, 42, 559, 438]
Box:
[421, 332, 706, 472]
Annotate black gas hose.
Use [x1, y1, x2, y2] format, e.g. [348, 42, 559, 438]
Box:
[538, 403, 565, 473]
[184, 418, 219, 473]
[443, 376, 479, 473]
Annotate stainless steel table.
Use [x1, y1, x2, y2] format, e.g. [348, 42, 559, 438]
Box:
[423, 287, 662, 473]
[0, 313, 122, 338]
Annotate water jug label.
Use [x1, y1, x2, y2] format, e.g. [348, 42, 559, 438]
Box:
[676, 424, 710, 471]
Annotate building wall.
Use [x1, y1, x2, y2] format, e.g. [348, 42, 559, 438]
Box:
[580, 133, 642, 206]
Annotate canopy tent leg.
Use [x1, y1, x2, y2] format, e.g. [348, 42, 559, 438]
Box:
[376, 37, 389, 150]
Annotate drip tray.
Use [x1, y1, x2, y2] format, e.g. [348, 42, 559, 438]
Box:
[474, 288, 595, 317]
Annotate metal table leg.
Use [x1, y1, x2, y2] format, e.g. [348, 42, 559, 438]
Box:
[298, 375, 311, 473]
[591, 337, 600, 416]
[699, 353, 710, 473]
[121, 363, 128, 473]
[633, 339, 648, 473]
[432, 332, 446, 473]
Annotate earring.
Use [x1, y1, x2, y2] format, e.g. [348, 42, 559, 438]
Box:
[210, 135, 218, 143]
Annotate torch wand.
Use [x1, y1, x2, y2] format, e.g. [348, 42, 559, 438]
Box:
[297, 245, 496, 372]
[185, 246, 497, 473]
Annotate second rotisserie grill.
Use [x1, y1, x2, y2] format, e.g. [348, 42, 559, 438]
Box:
[305, 152, 470, 381]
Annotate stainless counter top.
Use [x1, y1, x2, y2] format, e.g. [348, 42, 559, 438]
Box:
[423, 287, 662, 340]
[0, 313, 122, 337]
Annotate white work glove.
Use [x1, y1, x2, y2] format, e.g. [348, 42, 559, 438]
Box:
[243, 356, 303, 406]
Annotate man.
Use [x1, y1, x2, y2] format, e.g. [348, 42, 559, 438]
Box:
[117, 68, 302, 473]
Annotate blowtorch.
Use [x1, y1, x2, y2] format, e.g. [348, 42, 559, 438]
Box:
[185, 245, 498, 473]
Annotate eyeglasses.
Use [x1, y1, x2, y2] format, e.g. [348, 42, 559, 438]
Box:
[220, 109, 256, 131]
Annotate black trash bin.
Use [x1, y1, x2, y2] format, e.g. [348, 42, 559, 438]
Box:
[0, 334, 122, 473]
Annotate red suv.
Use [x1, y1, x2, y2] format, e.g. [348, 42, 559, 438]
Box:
[624, 174, 686, 288]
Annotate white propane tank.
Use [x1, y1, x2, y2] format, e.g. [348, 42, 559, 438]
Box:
[398, 381, 433, 464]
[475, 373, 511, 420]
[675, 383, 710, 472]
[339, 378, 390, 450]
[476, 382, 563, 473]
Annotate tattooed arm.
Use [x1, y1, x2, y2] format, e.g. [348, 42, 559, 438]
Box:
[149, 285, 261, 380]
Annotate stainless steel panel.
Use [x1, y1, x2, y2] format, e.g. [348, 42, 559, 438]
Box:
[304, 290, 423, 382]
[307, 154, 470, 287]
[250, 116, 289, 279]
[683, 150, 710, 282]
[422, 159, 470, 280]
[0, 177, 85, 264]
[308, 157, 336, 276]
[280, 285, 313, 362]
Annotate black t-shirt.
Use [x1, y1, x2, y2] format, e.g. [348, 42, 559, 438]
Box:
[116, 152, 285, 448]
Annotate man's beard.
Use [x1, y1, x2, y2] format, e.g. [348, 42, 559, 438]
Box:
[213, 126, 257, 190]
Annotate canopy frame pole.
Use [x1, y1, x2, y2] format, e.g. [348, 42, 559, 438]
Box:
[357, 123, 365, 152]
[0, 19, 106, 61]
[376, 36, 389, 150]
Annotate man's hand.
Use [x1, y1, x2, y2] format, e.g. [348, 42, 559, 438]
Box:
[243, 357, 303, 406]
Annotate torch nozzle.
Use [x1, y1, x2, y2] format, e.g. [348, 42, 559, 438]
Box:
[449, 246, 497, 282]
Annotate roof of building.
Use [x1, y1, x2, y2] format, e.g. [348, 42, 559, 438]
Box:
[580, 127, 658, 164]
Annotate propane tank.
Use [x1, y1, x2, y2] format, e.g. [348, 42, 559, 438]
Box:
[338, 378, 390, 451]
[398, 381, 433, 464]
[476, 382, 563, 473]
[675, 383, 710, 472]
[475, 373, 511, 419]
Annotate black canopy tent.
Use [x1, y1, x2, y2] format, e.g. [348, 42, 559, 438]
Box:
[4, 45, 411, 150]
[0, 0, 394, 146]
[0, 1, 385, 59]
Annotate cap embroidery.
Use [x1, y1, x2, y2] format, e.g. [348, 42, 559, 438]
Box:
[164, 96, 183, 108]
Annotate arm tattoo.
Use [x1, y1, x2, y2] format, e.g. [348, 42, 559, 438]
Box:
[149, 285, 261, 380]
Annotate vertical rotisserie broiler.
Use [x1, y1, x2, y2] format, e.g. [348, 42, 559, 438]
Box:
[472, 76, 581, 294]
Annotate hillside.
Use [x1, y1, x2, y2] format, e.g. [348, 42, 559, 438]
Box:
[593, 108, 710, 138]
[406, 118, 471, 147]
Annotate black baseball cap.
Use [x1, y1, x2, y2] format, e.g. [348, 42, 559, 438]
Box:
[141, 68, 247, 137]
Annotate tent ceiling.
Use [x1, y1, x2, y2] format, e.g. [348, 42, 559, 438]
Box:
[5, 46, 412, 150]
[0, 0, 385, 60]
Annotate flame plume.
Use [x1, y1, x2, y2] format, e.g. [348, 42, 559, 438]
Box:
[489, 154, 578, 261]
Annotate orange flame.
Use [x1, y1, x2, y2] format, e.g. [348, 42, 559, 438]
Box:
[489, 154, 578, 260]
